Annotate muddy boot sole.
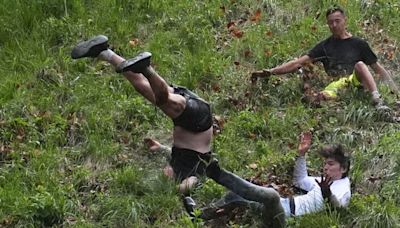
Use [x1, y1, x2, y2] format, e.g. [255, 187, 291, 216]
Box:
[71, 35, 108, 59]
[115, 52, 152, 73]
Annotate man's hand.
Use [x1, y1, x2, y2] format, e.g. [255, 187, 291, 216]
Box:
[144, 138, 162, 151]
[250, 69, 272, 84]
[298, 131, 312, 156]
[315, 175, 333, 199]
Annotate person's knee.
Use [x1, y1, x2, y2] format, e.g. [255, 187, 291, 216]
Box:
[354, 61, 374, 82]
[269, 190, 281, 205]
[354, 61, 367, 69]
[163, 165, 175, 178]
[178, 176, 198, 194]
[260, 190, 285, 228]
[354, 61, 369, 75]
[260, 188, 281, 206]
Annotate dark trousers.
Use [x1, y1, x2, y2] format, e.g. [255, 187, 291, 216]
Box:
[212, 168, 286, 228]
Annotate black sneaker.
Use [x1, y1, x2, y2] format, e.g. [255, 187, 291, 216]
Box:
[392, 116, 400, 122]
[183, 196, 196, 218]
[115, 52, 152, 73]
[375, 102, 391, 112]
[71, 35, 109, 59]
[374, 99, 391, 112]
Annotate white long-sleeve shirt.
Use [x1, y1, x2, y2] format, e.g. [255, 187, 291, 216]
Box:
[292, 156, 351, 216]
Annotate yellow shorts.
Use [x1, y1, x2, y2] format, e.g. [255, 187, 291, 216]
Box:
[321, 73, 361, 98]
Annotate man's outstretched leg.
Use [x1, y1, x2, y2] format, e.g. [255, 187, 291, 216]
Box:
[206, 160, 286, 227]
[115, 53, 186, 119]
[71, 35, 157, 103]
[354, 61, 391, 111]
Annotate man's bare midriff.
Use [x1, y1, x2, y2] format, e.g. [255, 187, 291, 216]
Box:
[173, 126, 213, 153]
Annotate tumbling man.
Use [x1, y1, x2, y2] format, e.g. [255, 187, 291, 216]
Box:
[71, 35, 213, 215]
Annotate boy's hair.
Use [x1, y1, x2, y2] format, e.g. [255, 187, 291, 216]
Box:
[319, 144, 350, 177]
[326, 5, 346, 18]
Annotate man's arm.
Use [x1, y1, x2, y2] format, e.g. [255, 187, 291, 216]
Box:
[370, 62, 400, 96]
[270, 55, 312, 75]
[251, 55, 312, 80]
[293, 156, 316, 191]
[293, 132, 316, 191]
[143, 138, 171, 158]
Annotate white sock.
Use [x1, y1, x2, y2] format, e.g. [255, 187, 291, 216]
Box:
[371, 90, 380, 100]
[98, 49, 115, 62]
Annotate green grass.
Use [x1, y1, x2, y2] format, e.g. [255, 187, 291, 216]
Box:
[1, 0, 400, 227]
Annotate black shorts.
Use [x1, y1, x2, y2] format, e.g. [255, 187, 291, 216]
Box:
[170, 147, 212, 182]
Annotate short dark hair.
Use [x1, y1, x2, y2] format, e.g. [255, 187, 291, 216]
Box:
[326, 5, 345, 18]
[319, 144, 350, 177]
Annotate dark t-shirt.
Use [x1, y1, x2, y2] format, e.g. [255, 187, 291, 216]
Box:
[308, 36, 377, 77]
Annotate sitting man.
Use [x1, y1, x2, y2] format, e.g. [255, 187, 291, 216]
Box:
[71, 35, 213, 213]
[203, 132, 351, 227]
[251, 5, 398, 110]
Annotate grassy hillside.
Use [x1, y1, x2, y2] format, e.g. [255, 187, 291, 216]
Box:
[1, 0, 400, 227]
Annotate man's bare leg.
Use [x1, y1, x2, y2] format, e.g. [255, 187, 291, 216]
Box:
[354, 61, 378, 93]
[71, 35, 157, 103]
[353, 62, 393, 112]
[109, 54, 157, 104]
[116, 53, 186, 119]
[353, 62, 389, 108]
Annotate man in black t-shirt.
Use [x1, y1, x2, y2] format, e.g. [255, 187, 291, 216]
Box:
[251, 6, 398, 110]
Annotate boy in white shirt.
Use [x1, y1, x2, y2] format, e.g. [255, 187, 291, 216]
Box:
[203, 132, 351, 227]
